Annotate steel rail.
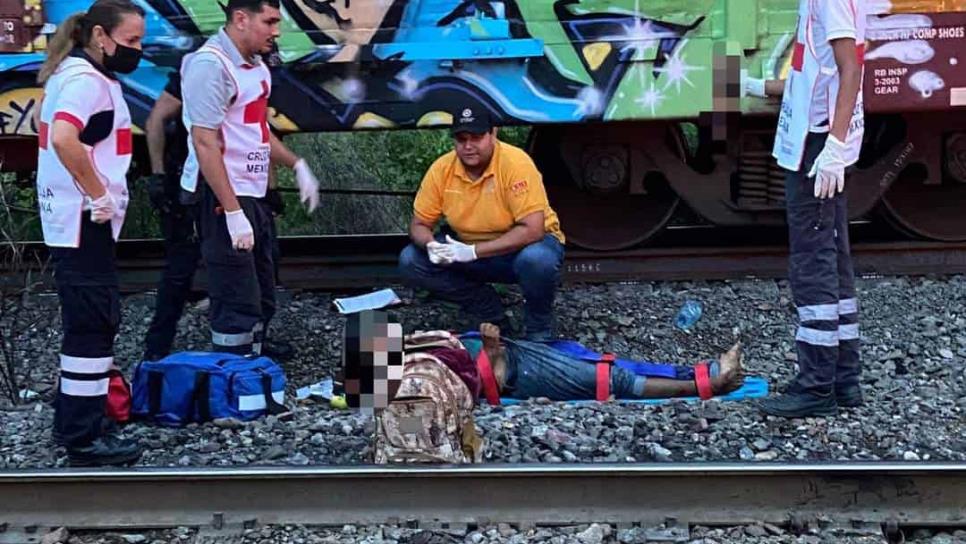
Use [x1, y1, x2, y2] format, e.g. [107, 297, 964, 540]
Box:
[1, 463, 964, 531]
[128, 239, 966, 291]
[4, 236, 966, 292]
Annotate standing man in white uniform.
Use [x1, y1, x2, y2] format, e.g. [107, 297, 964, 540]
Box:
[35, 0, 145, 466]
[179, 0, 321, 356]
[760, 0, 866, 418]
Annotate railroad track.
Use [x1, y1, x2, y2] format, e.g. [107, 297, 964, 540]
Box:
[0, 463, 963, 542]
[5, 232, 966, 292]
[75, 236, 966, 292]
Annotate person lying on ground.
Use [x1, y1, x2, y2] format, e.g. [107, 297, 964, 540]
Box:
[456, 323, 745, 403]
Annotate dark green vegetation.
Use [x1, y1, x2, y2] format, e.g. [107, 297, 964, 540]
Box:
[277, 126, 531, 236]
[0, 127, 530, 241]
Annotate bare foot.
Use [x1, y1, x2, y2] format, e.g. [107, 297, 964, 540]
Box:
[712, 342, 745, 394]
[480, 322, 501, 343]
[481, 323, 501, 352]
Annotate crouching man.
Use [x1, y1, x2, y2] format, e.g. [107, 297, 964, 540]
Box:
[398, 106, 566, 341]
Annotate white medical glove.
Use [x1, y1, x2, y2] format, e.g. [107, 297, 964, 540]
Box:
[426, 240, 452, 265]
[90, 192, 116, 224]
[807, 135, 848, 199]
[741, 69, 768, 98]
[443, 235, 478, 263]
[225, 208, 255, 251]
[293, 158, 320, 213]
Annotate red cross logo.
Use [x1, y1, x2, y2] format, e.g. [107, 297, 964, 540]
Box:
[243, 80, 270, 143]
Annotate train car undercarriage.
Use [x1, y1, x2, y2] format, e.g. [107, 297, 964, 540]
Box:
[533, 109, 966, 249]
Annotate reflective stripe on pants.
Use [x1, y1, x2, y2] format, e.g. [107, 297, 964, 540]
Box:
[785, 132, 862, 394]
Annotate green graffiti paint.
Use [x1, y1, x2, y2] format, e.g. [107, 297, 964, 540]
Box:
[516, 2, 594, 86]
[564, 0, 715, 28]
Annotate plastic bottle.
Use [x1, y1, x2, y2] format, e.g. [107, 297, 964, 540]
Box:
[675, 300, 703, 331]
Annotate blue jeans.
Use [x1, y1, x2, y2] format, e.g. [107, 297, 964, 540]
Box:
[502, 339, 646, 400]
[461, 333, 722, 401]
[399, 232, 565, 337]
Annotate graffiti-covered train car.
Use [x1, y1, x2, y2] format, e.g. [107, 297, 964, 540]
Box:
[2, 0, 965, 247]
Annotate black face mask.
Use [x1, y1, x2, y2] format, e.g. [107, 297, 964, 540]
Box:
[102, 36, 142, 74]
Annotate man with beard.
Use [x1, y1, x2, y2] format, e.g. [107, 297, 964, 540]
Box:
[398, 106, 566, 341]
[179, 0, 321, 356]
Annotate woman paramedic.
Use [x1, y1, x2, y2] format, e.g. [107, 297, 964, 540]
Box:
[35, 0, 145, 466]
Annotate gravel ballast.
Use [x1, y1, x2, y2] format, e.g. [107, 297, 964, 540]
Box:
[36, 523, 966, 544]
[1, 275, 964, 468]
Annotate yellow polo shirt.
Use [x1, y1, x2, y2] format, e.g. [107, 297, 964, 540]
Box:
[413, 141, 565, 244]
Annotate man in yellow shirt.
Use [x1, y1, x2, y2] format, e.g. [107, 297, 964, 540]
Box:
[399, 107, 565, 341]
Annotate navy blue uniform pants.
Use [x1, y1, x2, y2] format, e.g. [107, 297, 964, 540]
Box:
[144, 183, 201, 360]
[50, 216, 119, 447]
[785, 132, 861, 394]
[199, 184, 276, 355]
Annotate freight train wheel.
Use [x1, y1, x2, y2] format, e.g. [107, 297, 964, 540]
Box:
[881, 114, 966, 242]
[529, 123, 682, 251]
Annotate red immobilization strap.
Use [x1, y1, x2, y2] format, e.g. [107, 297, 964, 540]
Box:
[596, 353, 615, 402]
[694, 361, 713, 401]
[475, 349, 501, 406]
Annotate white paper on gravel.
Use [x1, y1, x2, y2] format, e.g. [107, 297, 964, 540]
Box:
[296, 377, 334, 401]
[333, 288, 402, 314]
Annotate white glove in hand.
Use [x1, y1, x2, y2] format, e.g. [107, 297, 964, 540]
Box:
[293, 158, 320, 213]
[90, 192, 116, 224]
[807, 135, 848, 199]
[426, 241, 452, 265]
[741, 69, 768, 98]
[225, 208, 255, 251]
[443, 235, 478, 263]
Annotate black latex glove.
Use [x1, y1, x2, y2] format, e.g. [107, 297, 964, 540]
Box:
[264, 187, 286, 216]
[145, 174, 172, 214]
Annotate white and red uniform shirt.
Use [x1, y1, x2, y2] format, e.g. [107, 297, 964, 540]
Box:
[179, 30, 272, 198]
[773, 0, 866, 172]
[36, 51, 132, 247]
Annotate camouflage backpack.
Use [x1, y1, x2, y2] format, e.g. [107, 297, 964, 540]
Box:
[374, 331, 484, 464]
